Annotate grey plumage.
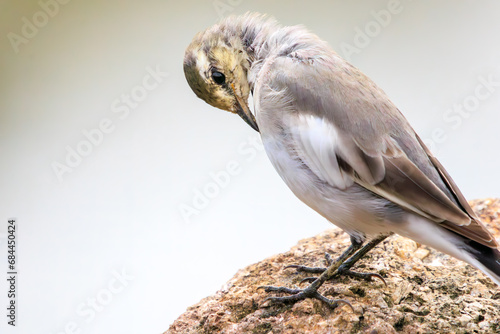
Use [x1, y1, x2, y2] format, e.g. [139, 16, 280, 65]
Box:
[184, 13, 500, 292]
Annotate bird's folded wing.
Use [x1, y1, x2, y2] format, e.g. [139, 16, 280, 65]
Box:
[289, 114, 497, 247]
[413, 134, 497, 247]
[266, 53, 497, 247]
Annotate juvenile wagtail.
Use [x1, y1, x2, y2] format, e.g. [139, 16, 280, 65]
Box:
[183, 13, 500, 309]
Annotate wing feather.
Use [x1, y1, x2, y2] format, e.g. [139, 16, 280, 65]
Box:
[265, 54, 497, 248]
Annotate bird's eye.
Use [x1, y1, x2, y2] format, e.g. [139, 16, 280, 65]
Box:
[211, 71, 225, 85]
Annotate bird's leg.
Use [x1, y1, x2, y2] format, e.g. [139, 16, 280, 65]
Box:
[259, 234, 392, 309]
[259, 237, 362, 309]
[335, 233, 392, 284]
[285, 236, 362, 274]
[290, 234, 391, 285]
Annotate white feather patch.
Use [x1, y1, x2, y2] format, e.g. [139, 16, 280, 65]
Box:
[290, 114, 353, 189]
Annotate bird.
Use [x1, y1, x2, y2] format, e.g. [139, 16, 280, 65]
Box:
[183, 12, 500, 309]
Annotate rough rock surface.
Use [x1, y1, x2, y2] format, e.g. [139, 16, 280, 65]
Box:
[166, 199, 500, 334]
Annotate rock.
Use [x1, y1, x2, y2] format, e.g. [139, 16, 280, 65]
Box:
[166, 199, 500, 333]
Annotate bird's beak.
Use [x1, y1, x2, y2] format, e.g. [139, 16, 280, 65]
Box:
[232, 84, 259, 132]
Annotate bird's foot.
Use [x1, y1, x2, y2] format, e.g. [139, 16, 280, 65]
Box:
[258, 283, 353, 311]
[259, 235, 390, 310]
[337, 266, 387, 286]
[286, 252, 386, 286]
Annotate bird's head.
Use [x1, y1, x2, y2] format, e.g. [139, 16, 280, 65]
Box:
[183, 29, 259, 132]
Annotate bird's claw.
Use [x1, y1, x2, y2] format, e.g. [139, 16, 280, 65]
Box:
[299, 277, 317, 285]
[285, 253, 386, 287]
[259, 285, 354, 311]
[336, 268, 387, 287]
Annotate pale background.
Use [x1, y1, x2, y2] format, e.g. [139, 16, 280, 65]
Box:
[1, 1, 500, 333]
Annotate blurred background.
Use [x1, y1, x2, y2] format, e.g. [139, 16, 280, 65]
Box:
[1, 1, 500, 333]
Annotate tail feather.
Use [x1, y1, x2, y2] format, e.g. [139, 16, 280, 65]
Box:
[396, 215, 500, 286]
[465, 239, 500, 286]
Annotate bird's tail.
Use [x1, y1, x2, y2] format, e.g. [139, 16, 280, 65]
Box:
[465, 239, 500, 286]
[396, 215, 500, 286]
